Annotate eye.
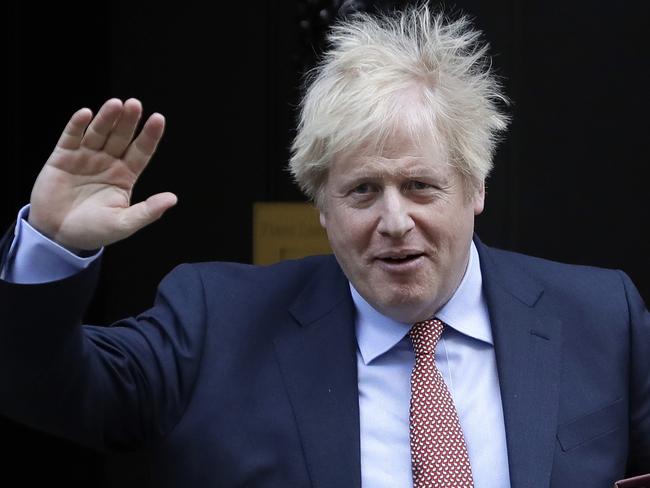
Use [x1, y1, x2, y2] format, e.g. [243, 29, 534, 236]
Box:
[405, 180, 432, 191]
[351, 182, 377, 195]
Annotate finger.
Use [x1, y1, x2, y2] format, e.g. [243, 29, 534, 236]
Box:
[81, 98, 124, 150]
[55, 108, 93, 150]
[122, 113, 166, 176]
[117, 192, 178, 238]
[103, 98, 143, 158]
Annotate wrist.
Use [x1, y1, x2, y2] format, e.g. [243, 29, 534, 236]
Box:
[24, 212, 96, 257]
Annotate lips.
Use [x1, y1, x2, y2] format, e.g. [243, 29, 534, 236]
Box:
[374, 250, 425, 270]
[379, 254, 422, 263]
[375, 250, 424, 261]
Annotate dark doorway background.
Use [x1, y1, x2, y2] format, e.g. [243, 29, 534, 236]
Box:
[2, 1, 648, 486]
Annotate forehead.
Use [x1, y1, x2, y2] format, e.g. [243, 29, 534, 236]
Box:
[331, 129, 450, 178]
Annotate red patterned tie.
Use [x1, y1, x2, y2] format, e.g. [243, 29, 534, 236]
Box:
[409, 318, 474, 487]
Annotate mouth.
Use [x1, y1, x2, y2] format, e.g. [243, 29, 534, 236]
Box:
[374, 251, 425, 271]
[378, 254, 422, 263]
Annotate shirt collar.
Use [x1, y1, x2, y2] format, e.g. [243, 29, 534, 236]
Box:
[352, 241, 493, 365]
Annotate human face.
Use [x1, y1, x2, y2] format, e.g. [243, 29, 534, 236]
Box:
[319, 133, 484, 324]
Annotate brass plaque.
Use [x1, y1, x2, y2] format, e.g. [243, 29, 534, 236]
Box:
[253, 202, 332, 265]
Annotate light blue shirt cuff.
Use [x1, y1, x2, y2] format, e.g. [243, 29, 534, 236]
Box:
[2, 204, 103, 284]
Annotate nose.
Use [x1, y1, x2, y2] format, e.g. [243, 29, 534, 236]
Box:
[376, 188, 414, 238]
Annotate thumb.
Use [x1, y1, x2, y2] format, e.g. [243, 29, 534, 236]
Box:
[119, 192, 178, 237]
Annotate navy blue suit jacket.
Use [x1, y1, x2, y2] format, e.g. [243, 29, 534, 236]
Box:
[0, 236, 648, 487]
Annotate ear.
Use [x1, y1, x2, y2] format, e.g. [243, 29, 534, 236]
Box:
[319, 210, 327, 229]
[473, 181, 485, 216]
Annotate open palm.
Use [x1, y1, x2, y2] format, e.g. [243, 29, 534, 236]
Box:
[29, 98, 177, 251]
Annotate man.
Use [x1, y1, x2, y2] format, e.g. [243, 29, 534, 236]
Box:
[1, 5, 648, 488]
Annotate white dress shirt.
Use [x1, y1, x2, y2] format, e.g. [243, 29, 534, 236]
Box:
[354, 242, 511, 487]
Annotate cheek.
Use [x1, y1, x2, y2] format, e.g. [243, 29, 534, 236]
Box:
[328, 211, 375, 252]
[417, 205, 475, 245]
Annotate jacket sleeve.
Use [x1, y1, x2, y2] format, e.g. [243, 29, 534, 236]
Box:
[0, 259, 208, 452]
[621, 271, 650, 474]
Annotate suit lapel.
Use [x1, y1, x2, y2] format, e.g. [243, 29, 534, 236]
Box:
[274, 257, 361, 488]
[477, 240, 562, 488]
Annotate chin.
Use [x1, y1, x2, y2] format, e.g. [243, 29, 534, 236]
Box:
[374, 289, 436, 322]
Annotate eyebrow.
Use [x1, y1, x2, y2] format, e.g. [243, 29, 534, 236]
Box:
[345, 159, 444, 179]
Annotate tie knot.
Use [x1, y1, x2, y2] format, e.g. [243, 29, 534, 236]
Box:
[409, 318, 445, 356]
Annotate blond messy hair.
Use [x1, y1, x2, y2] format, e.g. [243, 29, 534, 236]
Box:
[289, 4, 509, 205]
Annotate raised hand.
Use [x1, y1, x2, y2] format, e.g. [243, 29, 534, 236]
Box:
[28, 98, 178, 251]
